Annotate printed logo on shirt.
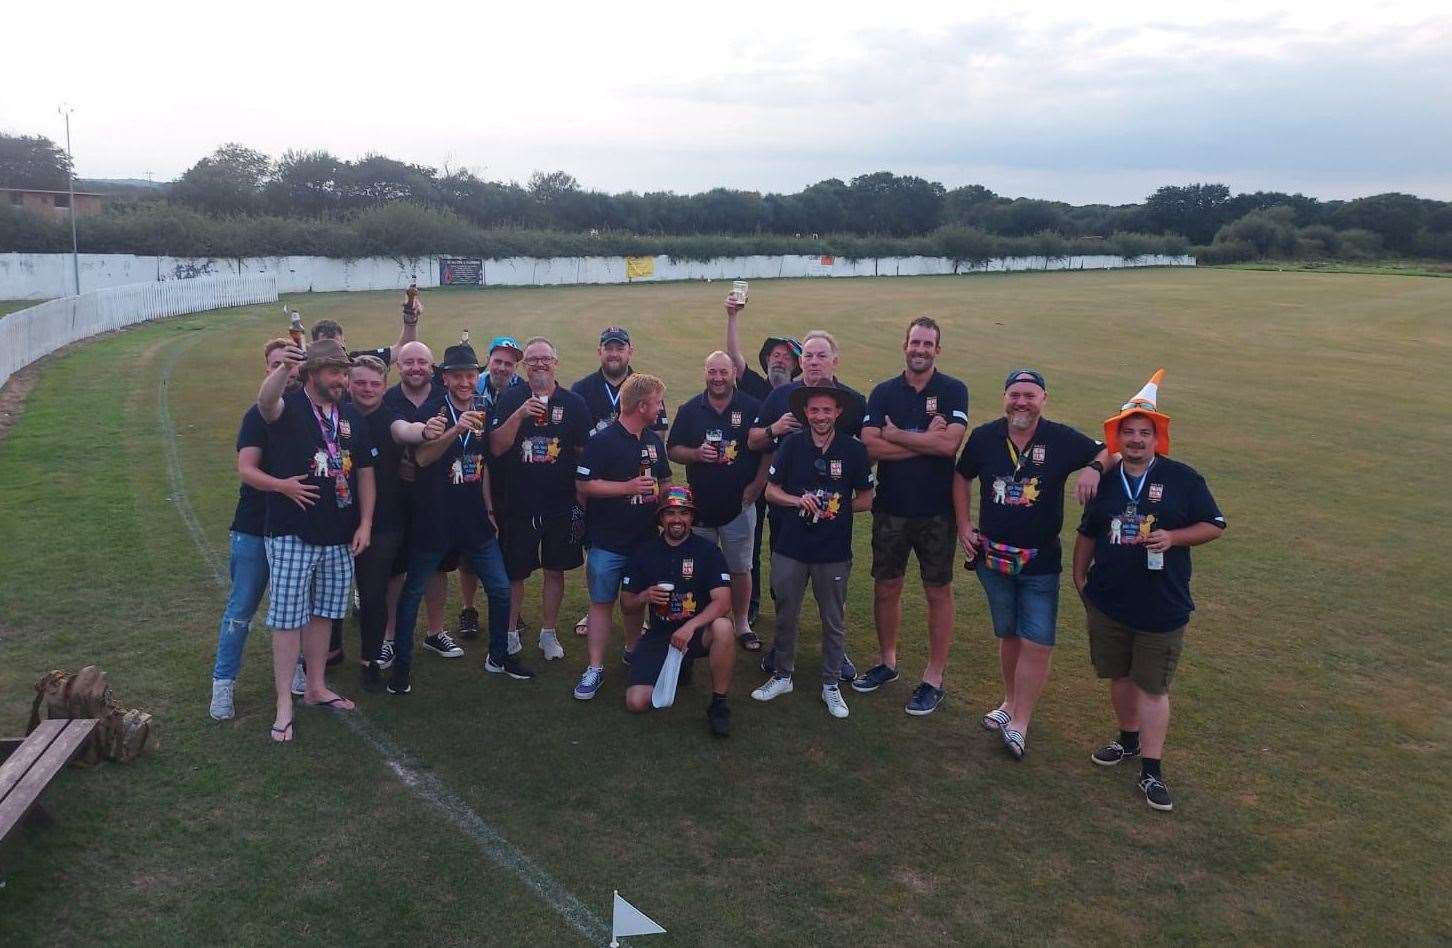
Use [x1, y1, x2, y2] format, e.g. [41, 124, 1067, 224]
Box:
[1110, 511, 1156, 545]
[925, 396, 938, 414]
[731, 410, 743, 427]
[523, 437, 562, 463]
[551, 406, 564, 424]
[829, 459, 843, 479]
[1148, 483, 1164, 502]
[1032, 445, 1046, 464]
[450, 454, 484, 485]
[991, 476, 1041, 507]
[681, 558, 694, 579]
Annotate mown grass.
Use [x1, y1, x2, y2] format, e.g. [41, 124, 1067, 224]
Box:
[0, 268, 1448, 945]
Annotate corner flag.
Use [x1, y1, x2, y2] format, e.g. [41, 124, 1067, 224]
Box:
[611, 890, 666, 945]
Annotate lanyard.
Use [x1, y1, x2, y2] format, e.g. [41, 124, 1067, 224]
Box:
[605, 378, 622, 410]
[1119, 458, 1156, 506]
[1005, 437, 1035, 478]
[445, 399, 475, 454]
[312, 402, 340, 460]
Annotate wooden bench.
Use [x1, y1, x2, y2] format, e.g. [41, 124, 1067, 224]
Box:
[0, 718, 99, 844]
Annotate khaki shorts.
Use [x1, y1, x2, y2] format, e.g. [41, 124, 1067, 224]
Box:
[870, 512, 956, 587]
[1085, 601, 1185, 696]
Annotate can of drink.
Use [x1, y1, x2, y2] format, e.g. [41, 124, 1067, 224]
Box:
[1146, 549, 1164, 571]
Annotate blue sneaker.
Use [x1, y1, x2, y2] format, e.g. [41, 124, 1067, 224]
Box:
[851, 663, 900, 693]
[904, 682, 944, 716]
[839, 655, 857, 683]
[573, 666, 605, 701]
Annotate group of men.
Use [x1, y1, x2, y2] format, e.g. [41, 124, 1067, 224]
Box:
[209, 289, 1225, 812]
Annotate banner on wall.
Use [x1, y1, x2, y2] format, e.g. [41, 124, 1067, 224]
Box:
[439, 256, 484, 285]
[625, 256, 656, 280]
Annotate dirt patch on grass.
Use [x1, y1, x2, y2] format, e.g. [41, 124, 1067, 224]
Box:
[0, 361, 41, 443]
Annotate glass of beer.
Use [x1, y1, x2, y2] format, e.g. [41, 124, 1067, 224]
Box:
[705, 429, 724, 461]
[730, 281, 748, 304]
[654, 582, 675, 618]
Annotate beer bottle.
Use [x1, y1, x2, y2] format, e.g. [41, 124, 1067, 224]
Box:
[403, 283, 420, 318]
[287, 309, 306, 348]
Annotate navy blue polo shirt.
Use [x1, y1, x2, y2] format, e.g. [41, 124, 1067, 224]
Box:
[263, 389, 376, 547]
[382, 381, 442, 426]
[754, 379, 867, 446]
[359, 402, 404, 534]
[621, 534, 731, 642]
[768, 430, 874, 564]
[576, 421, 672, 554]
[230, 406, 270, 536]
[666, 388, 763, 528]
[409, 392, 496, 552]
[1079, 456, 1225, 633]
[491, 383, 592, 517]
[570, 368, 670, 435]
[955, 417, 1101, 575]
[865, 370, 969, 518]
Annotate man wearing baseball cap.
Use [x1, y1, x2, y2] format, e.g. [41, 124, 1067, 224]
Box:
[1073, 370, 1225, 812]
[619, 486, 737, 737]
[954, 369, 1111, 761]
[255, 338, 377, 741]
[753, 385, 875, 720]
[723, 294, 800, 627]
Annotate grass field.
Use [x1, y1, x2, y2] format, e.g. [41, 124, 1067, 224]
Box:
[0, 268, 1448, 945]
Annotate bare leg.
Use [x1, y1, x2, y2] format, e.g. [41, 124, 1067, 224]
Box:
[1110, 676, 1140, 731]
[1135, 687, 1170, 760]
[586, 601, 614, 668]
[459, 566, 478, 610]
[729, 573, 752, 635]
[872, 577, 904, 668]
[624, 685, 652, 712]
[708, 618, 735, 694]
[997, 636, 1022, 709]
[541, 569, 564, 630]
[621, 600, 645, 655]
[302, 615, 355, 709]
[271, 628, 301, 737]
[1004, 640, 1053, 736]
[922, 583, 954, 688]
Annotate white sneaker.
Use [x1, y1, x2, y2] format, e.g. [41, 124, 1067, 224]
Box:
[751, 675, 794, 702]
[209, 678, 236, 721]
[507, 629, 523, 655]
[822, 684, 850, 719]
[290, 661, 306, 696]
[539, 630, 565, 661]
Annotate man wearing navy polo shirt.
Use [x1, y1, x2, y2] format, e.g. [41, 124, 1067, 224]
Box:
[573, 374, 673, 700]
[856, 316, 969, 716]
[954, 369, 1108, 761]
[490, 336, 591, 662]
[753, 386, 874, 720]
[387, 343, 534, 696]
[256, 339, 376, 742]
[748, 329, 866, 682]
[723, 294, 800, 626]
[1074, 371, 1225, 812]
[667, 351, 767, 650]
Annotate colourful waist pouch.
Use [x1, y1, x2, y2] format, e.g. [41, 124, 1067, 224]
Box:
[983, 540, 1037, 576]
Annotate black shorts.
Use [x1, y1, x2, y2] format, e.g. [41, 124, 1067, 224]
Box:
[500, 511, 584, 582]
[627, 627, 709, 687]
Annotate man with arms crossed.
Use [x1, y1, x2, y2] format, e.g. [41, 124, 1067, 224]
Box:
[1074, 371, 1225, 812]
[855, 316, 968, 715]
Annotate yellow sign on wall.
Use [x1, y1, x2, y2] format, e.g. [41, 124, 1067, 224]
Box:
[625, 256, 656, 280]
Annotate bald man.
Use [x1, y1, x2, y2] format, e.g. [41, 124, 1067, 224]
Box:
[667, 351, 768, 649]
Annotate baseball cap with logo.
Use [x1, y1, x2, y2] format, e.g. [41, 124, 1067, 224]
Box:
[488, 336, 523, 359]
[1003, 369, 1047, 391]
[599, 326, 631, 346]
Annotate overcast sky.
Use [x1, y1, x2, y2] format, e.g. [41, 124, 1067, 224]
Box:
[4, 1, 1448, 203]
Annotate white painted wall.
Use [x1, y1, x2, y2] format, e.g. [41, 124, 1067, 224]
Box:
[0, 252, 1195, 300]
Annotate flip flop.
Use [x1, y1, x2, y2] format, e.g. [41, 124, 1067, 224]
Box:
[738, 631, 762, 652]
[1002, 728, 1026, 761]
[574, 615, 589, 637]
[305, 696, 356, 712]
[981, 707, 1011, 731]
[270, 720, 294, 743]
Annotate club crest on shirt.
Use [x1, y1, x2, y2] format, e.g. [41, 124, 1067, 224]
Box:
[339, 420, 351, 439]
[646, 444, 659, 461]
[731, 410, 743, 427]
[681, 558, 694, 579]
[829, 459, 843, 479]
[551, 406, 564, 424]
[925, 396, 938, 413]
[1148, 483, 1164, 502]
[1032, 445, 1046, 464]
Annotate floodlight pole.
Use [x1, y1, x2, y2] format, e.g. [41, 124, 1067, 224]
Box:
[58, 105, 80, 296]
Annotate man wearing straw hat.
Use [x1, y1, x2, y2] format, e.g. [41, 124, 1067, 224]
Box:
[619, 486, 737, 737]
[1073, 370, 1225, 812]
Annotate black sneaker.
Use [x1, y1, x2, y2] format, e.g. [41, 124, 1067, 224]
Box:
[360, 661, 384, 694]
[1092, 741, 1141, 767]
[707, 698, 731, 738]
[424, 632, 464, 658]
[387, 674, 411, 696]
[839, 655, 857, 683]
[904, 682, 944, 716]
[851, 663, 899, 693]
[484, 655, 536, 680]
[378, 640, 395, 670]
[458, 607, 481, 641]
[1139, 775, 1174, 811]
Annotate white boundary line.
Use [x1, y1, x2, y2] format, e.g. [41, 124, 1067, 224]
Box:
[157, 332, 612, 946]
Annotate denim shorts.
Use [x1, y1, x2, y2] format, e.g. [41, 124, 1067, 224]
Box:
[976, 568, 1060, 647]
[586, 546, 634, 604]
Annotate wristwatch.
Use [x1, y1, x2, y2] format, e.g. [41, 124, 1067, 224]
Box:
[1087, 460, 1104, 473]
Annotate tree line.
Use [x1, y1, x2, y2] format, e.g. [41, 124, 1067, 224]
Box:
[2, 134, 1449, 263]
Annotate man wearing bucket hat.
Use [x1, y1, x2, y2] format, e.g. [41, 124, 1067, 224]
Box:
[953, 369, 1111, 761]
[619, 486, 737, 737]
[255, 338, 377, 741]
[387, 341, 534, 695]
[458, 335, 528, 646]
[723, 295, 801, 627]
[1073, 370, 1225, 812]
[754, 385, 875, 719]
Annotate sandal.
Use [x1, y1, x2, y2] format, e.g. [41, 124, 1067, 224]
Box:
[981, 707, 1011, 732]
[574, 614, 589, 638]
[1002, 728, 1026, 761]
[270, 720, 294, 743]
[739, 631, 762, 652]
[304, 696, 356, 712]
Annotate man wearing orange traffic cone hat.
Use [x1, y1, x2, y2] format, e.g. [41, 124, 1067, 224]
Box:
[1071, 370, 1226, 813]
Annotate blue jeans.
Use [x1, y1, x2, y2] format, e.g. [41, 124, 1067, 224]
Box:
[212, 531, 270, 680]
[393, 538, 510, 678]
[976, 569, 1061, 647]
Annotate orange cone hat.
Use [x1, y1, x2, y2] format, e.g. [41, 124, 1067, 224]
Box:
[1104, 369, 1171, 456]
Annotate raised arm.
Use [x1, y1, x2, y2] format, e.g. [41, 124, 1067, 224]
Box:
[724, 297, 747, 379]
[257, 345, 304, 422]
[392, 296, 421, 365]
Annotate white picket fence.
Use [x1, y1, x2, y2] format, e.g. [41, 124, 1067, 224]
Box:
[0, 275, 278, 389]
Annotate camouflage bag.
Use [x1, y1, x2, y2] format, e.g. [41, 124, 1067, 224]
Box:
[27, 665, 156, 764]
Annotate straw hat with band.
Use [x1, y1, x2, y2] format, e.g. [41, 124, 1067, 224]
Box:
[301, 339, 352, 378]
[657, 484, 696, 519]
[1103, 368, 1170, 456]
[758, 336, 803, 377]
[788, 384, 856, 430]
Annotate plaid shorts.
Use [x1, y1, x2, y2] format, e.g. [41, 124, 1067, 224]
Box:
[264, 535, 354, 630]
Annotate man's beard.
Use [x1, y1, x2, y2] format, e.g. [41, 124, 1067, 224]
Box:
[664, 521, 691, 542]
[1007, 410, 1038, 431]
[767, 366, 791, 387]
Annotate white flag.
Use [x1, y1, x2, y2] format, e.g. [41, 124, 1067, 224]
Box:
[651, 647, 685, 709]
[612, 890, 666, 942]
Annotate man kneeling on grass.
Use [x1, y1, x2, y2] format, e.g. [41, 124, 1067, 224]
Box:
[1072, 371, 1225, 812]
[620, 486, 736, 737]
